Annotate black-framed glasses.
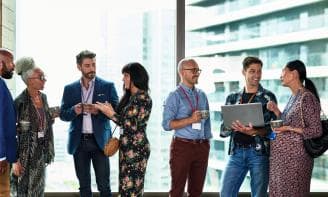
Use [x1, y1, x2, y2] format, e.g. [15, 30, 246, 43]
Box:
[183, 68, 202, 74]
[29, 75, 46, 81]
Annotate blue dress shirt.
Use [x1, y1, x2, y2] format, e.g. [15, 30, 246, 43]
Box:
[162, 83, 212, 140]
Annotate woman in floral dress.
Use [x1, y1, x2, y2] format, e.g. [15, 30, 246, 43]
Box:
[267, 60, 322, 197]
[95, 62, 152, 197]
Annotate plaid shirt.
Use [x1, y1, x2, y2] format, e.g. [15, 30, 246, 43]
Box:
[220, 84, 277, 155]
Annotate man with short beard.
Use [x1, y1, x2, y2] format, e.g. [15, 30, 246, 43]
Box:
[0, 48, 17, 197]
[162, 58, 212, 197]
[59, 50, 119, 197]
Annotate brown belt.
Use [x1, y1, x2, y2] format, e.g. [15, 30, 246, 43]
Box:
[174, 136, 209, 144]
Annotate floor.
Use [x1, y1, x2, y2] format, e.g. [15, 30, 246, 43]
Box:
[44, 192, 328, 197]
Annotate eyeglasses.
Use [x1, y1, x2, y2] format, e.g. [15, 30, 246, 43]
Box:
[183, 68, 202, 74]
[29, 75, 46, 81]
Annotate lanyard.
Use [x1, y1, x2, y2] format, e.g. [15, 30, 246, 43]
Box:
[240, 93, 256, 104]
[179, 86, 199, 112]
[282, 91, 300, 118]
[35, 107, 46, 132]
[81, 80, 94, 103]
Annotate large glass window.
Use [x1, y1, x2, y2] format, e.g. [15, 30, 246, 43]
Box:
[186, 0, 328, 192]
[16, 0, 176, 192]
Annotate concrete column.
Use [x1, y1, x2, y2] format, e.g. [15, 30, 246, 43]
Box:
[0, 0, 16, 94]
[0, 0, 15, 50]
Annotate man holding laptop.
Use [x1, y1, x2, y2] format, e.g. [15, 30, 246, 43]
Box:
[220, 56, 277, 197]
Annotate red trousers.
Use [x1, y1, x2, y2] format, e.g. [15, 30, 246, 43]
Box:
[169, 137, 210, 197]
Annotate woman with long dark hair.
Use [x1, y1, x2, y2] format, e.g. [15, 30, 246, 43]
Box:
[95, 62, 152, 197]
[267, 60, 322, 196]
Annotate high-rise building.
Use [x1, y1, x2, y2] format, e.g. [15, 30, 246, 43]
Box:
[185, 0, 328, 191]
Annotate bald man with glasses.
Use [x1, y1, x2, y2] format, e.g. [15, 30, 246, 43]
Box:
[162, 58, 212, 197]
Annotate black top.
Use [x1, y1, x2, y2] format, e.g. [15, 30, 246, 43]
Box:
[234, 92, 256, 145]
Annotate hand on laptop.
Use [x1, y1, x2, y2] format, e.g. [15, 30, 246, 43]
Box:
[231, 120, 257, 136]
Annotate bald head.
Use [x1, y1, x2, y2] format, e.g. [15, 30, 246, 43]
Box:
[178, 58, 198, 74]
[0, 48, 14, 59]
[0, 48, 15, 79]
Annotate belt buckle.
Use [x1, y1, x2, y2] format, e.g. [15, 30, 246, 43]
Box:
[82, 134, 91, 140]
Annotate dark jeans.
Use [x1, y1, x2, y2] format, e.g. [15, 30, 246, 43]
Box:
[73, 135, 111, 197]
[169, 137, 210, 197]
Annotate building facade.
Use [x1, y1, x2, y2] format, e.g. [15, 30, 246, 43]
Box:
[186, 0, 328, 191]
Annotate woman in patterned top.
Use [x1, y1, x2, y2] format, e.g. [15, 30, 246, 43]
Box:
[95, 62, 152, 197]
[11, 57, 55, 197]
[267, 60, 322, 197]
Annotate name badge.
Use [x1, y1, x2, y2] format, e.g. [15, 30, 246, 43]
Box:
[120, 128, 124, 135]
[38, 131, 44, 138]
[192, 123, 201, 130]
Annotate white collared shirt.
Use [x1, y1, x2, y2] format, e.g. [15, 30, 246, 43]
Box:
[80, 78, 95, 134]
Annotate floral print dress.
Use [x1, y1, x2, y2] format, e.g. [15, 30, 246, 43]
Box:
[111, 91, 152, 197]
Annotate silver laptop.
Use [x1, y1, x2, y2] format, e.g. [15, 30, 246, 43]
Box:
[221, 103, 265, 129]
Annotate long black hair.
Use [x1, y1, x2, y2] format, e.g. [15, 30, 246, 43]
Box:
[286, 60, 320, 103]
[116, 62, 150, 112]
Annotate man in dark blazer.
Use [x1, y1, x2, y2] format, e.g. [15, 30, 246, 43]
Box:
[60, 50, 119, 197]
[0, 48, 17, 197]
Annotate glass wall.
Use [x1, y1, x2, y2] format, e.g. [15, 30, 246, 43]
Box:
[187, 1, 328, 49]
[12, 0, 328, 193]
[16, 0, 176, 192]
[186, 0, 328, 192]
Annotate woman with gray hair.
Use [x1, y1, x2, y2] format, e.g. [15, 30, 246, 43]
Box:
[10, 57, 55, 197]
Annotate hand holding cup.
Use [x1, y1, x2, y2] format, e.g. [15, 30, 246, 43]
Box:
[270, 120, 283, 129]
[49, 106, 60, 118]
[200, 110, 209, 119]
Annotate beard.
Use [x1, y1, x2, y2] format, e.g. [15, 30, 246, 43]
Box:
[83, 71, 96, 79]
[1, 61, 14, 79]
[192, 76, 199, 84]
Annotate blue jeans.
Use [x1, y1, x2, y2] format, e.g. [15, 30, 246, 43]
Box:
[220, 146, 269, 197]
[73, 136, 111, 197]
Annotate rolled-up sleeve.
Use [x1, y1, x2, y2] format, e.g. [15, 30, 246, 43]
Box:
[162, 92, 178, 131]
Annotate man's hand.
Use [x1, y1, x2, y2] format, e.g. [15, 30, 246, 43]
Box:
[0, 160, 8, 174]
[88, 104, 99, 115]
[74, 103, 83, 115]
[190, 110, 202, 123]
[231, 120, 257, 136]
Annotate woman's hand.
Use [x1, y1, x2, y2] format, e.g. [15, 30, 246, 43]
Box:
[94, 102, 116, 118]
[267, 101, 281, 117]
[273, 126, 302, 134]
[13, 160, 23, 177]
